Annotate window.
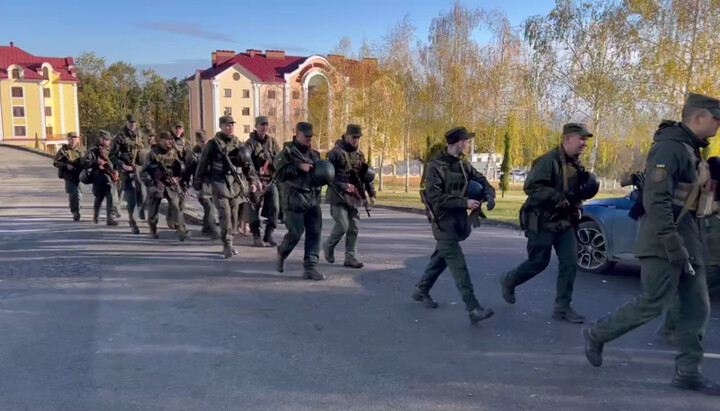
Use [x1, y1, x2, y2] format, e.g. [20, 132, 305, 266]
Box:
[233, 73, 241, 81]
[45, 107, 52, 117]
[46, 126, 53, 137]
[292, 90, 300, 100]
[268, 108, 276, 117]
[11, 68, 20, 79]
[224, 107, 232, 115]
[13, 106, 25, 117]
[294, 108, 301, 118]
[43, 67, 49, 78]
[243, 125, 251, 134]
[43, 88, 51, 98]
[242, 89, 250, 98]
[242, 107, 250, 116]
[224, 88, 232, 98]
[267, 90, 276, 99]
[14, 126, 26, 137]
[11, 87, 23, 98]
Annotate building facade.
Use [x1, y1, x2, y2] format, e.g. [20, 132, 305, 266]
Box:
[0, 42, 79, 152]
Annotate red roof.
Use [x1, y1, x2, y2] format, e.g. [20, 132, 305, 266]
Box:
[0, 43, 78, 82]
[192, 50, 307, 83]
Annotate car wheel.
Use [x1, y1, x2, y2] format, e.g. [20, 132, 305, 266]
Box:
[576, 221, 615, 273]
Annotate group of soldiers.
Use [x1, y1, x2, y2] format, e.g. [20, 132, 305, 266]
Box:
[52, 92, 720, 395]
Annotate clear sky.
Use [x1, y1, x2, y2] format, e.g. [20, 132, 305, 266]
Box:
[1, 0, 555, 78]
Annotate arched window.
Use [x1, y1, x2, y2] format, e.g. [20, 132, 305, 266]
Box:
[43, 67, 49, 78]
[11, 68, 20, 79]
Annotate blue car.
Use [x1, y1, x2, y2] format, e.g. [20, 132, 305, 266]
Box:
[576, 190, 639, 273]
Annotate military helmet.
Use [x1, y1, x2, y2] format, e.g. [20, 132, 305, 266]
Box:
[576, 173, 600, 200]
[171, 159, 186, 177]
[234, 145, 252, 167]
[466, 180, 485, 201]
[311, 160, 335, 186]
[361, 163, 376, 184]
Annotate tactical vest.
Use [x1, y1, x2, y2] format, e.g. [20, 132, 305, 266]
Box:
[672, 143, 714, 220]
[443, 164, 469, 197]
[339, 148, 364, 173]
[119, 134, 142, 166]
[153, 148, 180, 176]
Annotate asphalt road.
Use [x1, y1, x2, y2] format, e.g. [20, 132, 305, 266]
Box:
[0, 146, 718, 411]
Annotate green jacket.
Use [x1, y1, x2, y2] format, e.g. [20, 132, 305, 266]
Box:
[521, 146, 584, 232]
[110, 126, 143, 173]
[53, 143, 86, 182]
[275, 139, 321, 212]
[325, 139, 376, 206]
[194, 132, 258, 200]
[246, 131, 280, 183]
[424, 149, 496, 241]
[635, 121, 705, 263]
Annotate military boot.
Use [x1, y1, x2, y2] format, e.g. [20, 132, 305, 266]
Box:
[583, 328, 603, 367]
[323, 241, 335, 264]
[276, 252, 286, 273]
[499, 272, 516, 304]
[177, 227, 190, 242]
[411, 287, 439, 309]
[149, 224, 159, 239]
[107, 218, 119, 226]
[672, 371, 720, 396]
[72, 213, 81, 222]
[553, 306, 585, 324]
[93, 209, 99, 224]
[263, 229, 277, 247]
[302, 267, 325, 281]
[223, 244, 234, 259]
[343, 258, 364, 269]
[469, 307, 495, 325]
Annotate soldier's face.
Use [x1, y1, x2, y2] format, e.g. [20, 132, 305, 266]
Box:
[296, 131, 312, 147]
[221, 123, 235, 135]
[149, 136, 156, 146]
[257, 123, 269, 136]
[697, 112, 720, 139]
[457, 139, 470, 155]
[564, 133, 588, 157]
[176, 126, 184, 136]
[161, 138, 171, 149]
[128, 122, 137, 132]
[101, 138, 111, 148]
[344, 134, 361, 149]
[68, 137, 78, 148]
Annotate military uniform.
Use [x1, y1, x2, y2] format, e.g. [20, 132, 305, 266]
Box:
[53, 132, 86, 221]
[500, 123, 594, 323]
[323, 124, 376, 268]
[84, 131, 118, 225]
[246, 117, 281, 246]
[585, 93, 720, 395]
[185, 131, 218, 238]
[274, 123, 324, 280]
[140, 133, 188, 240]
[170, 122, 188, 227]
[110, 115, 144, 233]
[413, 127, 496, 325]
[194, 115, 259, 258]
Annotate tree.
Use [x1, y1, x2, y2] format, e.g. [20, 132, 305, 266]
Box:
[499, 131, 512, 197]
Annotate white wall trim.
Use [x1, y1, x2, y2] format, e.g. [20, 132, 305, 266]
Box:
[252, 83, 260, 117]
[212, 81, 219, 134]
[72, 83, 79, 134]
[283, 83, 290, 137]
[0, 83, 4, 140]
[39, 81, 47, 140]
[59, 84, 66, 134]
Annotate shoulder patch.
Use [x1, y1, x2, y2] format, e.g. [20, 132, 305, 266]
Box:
[649, 165, 668, 183]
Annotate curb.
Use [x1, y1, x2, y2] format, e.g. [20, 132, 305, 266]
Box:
[375, 204, 521, 230]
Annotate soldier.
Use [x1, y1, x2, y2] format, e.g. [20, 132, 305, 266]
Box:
[171, 122, 187, 156]
[140, 132, 189, 240]
[84, 130, 118, 226]
[53, 132, 86, 221]
[110, 114, 144, 234]
[583, 93, 720, 395]
[499, 123, 595, 324]
[194, 115, 261, 258]
[246, 116, 281, 247]
[411, 126, 496, 325]
[185, 130, 219, 238]
[136, 127, 157, 221]
[274, 122, 328, 280]
[323, 124, 376, 268]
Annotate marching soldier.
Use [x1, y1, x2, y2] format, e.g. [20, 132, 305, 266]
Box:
[170, 121, 188, 227]
[411, 126, 496, 325]
[499, 123, 596, 324]
[110, 114, 144, 234]
[53, 132, 86, 221]
[323, 124, 376, 268]
[140, 132, 189, 240]
[584, 93, 720, 395]
[194, 115, 261, 258]
[274, 122, 330, 280]
[246, 116, 281, 247]
[84, 130, 118, 226]
[185, 130, 219, 238]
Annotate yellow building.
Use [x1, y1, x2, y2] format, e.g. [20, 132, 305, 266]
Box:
[0, 42, 80, 152]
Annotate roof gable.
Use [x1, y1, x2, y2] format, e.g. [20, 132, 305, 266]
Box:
[0, 43, 78, 82]
[194, 50, 307, 83]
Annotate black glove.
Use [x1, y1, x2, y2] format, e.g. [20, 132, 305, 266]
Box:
[485, 195, 496, 211]
[663, 233, 690, 267]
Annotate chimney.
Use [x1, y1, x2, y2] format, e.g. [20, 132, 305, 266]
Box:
[246, 49, 262, 58]
[9, 41, 14, 47]
[216, 50, 235, 65]
[265, 50, 285, 59]
[211, 51, 218, 67]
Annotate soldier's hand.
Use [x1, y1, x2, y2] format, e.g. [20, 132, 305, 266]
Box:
[66, 164, 76, 171]
[485, 196, 496, 211]
[368, 196, 375, 209]
[345, 184, 357, 194]
[122, 165, 134, 172]
[299, 163, 313, 172]
[467, 199, 482, 210]
[97, 158, 107, 166]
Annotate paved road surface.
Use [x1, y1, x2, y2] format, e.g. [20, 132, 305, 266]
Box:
[0, 146, 718, 410]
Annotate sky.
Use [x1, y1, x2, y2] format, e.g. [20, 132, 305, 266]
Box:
[1, 0, 556, 78]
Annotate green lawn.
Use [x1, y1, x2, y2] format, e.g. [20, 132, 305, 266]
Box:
[374, 189, 626, 224]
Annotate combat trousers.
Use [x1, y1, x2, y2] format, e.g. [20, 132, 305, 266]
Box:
[250, 184, 279, 239]
[121, 172, 141, 228]
[326, 204, 360, 261]
[416, 240, 481, 312]
[591, 257, 710, 375]
[505, 227, 577, 308]
[660, 264, 719, 333]
[213, 195, 239, 246]
[147, 189, 186, 234]
[278, 205, 322, 269]
[64, 179, 82, 216]
[197, 191, 218, 235]
[92, 183, 115, 221]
